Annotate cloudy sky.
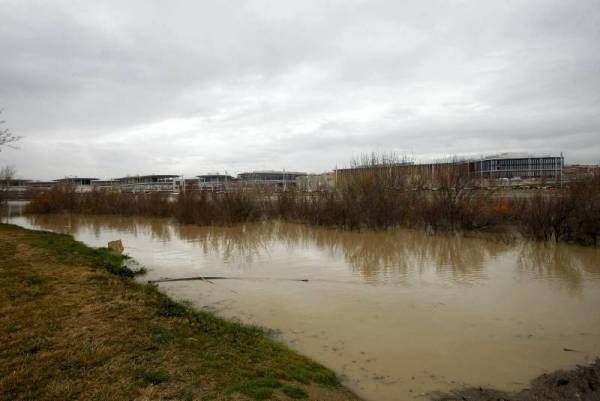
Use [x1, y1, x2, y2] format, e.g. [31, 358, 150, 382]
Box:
[1, 0, 599, 180]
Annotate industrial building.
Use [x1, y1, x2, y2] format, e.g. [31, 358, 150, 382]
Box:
[54, 177, 99, 192]
[197, 174, 235, 191]
[8, 153, 567, 197]
[295, 173, 335, 192]
[91, 180, 120, 192]
[469, 153, 563, 180]
[26, 181, 56, 192]
[116, 175, 184, 193]
[4, 179, 31, 192]
[334, 153, 564, 188]
[238, 171, 306, 189]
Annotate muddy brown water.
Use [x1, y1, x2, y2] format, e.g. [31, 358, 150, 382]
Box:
[6, 211, 600, 401]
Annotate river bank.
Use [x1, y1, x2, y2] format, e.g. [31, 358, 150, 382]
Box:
[433, 359, 600, 401]
[5, 212, 600, 400]
[0, 223, 361, 401]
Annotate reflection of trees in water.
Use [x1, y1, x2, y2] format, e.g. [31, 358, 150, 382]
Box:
[28, 214, 598, 288]
[517, 242, 600, 295]
[280, 225, 508, 283]
[177, 223, 274, 264]
[177, 222, 508, 284]
[25, 214, 172, 241]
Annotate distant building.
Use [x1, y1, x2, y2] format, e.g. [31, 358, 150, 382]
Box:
[1, 179, 31, 201]
[183, 179, 201, 192]
[26, 181, 56, 192]
[116, 175, 183, 193]
[334, 153, 564, 188]
[469, 153, 563, 180]
[197, 174, 235, 191]
[4, 179, 31, 192]
[91, 180, 120, 192]
[295, 173, 335, 191]
[238, 171, 306, 189]
[54, 177, 99, 192]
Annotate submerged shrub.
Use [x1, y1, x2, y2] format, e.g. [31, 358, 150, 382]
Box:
[22, 156, 600, 246]
[513, 175, 600, 245]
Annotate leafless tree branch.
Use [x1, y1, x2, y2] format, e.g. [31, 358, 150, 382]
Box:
[0, 110, 21, 151]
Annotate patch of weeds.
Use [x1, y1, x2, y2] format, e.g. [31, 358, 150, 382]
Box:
[239, 378, 282, 400]
[282, 385, 308, 399]
[138, 369, 170, 385]
[149, 325, 176, 344]
[157, 296, 188, 317]
[284, 365, 338, 386]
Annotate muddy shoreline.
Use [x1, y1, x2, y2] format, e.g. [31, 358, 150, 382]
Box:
[433, 360, 600, 401]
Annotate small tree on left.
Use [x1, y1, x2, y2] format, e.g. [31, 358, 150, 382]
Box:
[0, 110, 20, 206]
[0, 165, 17, 205]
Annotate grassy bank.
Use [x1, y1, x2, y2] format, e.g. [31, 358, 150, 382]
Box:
[0, 223, 361, 401]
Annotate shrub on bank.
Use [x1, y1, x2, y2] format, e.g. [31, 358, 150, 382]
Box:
[174, 190, 261, 225]
[513, 175, 600, 245]
[23, 159, 600, 246]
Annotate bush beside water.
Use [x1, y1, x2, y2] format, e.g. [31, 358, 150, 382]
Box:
[25, 156, 600, 246]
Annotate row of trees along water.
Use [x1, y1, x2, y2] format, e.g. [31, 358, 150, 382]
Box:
[25, 154, 600, 246]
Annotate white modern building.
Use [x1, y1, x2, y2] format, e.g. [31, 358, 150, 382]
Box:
[54, 177, 99, 192]
[116, 175, 184, 193]
[238, 171, 306, 189]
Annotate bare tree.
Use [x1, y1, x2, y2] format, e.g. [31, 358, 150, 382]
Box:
[0, 165, 17, 206]
[0, 110, 20, 151]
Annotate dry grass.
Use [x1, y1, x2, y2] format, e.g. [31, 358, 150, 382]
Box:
[511, 175, 600, 245]
[0, 224, 361, 401]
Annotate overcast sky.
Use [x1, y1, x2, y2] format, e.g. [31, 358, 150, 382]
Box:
[1, 0, 599, 179]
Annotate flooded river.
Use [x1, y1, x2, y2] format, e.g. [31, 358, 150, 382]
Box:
[6, 210, 600, 401]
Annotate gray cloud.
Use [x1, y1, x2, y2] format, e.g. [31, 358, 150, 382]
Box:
[0, 0, 599, 179]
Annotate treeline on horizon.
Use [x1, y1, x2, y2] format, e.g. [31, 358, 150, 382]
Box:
[24, 154, 600, 246]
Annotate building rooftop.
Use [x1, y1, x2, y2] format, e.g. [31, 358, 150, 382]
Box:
[477, 152, 562, 161]
[115, 175, 180, 181]
[54, 177, 99, 182]
[238, 170, 307, 176]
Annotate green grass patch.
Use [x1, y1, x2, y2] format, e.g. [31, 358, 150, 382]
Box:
[282, 385, 309, 399]
[283, 364, 338, 386]
[239, 378, 282, 400]
[156, 295, 188, 317]
[28, 228, 135, 277]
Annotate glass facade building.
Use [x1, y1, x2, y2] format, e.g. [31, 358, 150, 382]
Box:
[469, 154, 563, 180]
